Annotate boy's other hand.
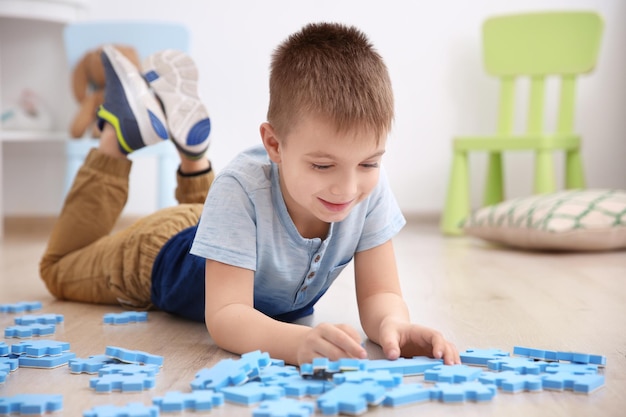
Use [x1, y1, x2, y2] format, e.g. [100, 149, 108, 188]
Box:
[296, 322, 368, 365]
[378, 320, 461, 365]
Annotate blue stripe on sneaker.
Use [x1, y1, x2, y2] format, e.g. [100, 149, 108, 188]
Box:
[148, 110, 169, 140]
[187, 118, 211, 146]
[144, 70, 160, 83]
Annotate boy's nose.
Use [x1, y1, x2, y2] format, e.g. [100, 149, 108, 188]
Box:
[329, 172, 357, 197]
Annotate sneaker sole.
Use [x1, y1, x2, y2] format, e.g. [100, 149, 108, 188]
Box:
[99, 45, 168, 153]
[143, 49, 211, 159]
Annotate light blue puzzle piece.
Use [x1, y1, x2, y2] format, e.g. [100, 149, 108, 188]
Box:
[4, 323, 56, 338]
[103, 311, 148, 325]
[332, 370, 403, 388]
[431, 382, 497, 403]
[15, 314, 64, 325]
[258, 364, 300, 382]
[83, 402, 158, 417]
[89, 373, 156, 393]
[460, 348, 510, 366]
[487, 357, 548, 374]
[98, 363, 160, 377]
[1, 357, 19, 372]
[542, 372, 605, 394]
[544, 362, 598, 374]
[0, 342, 8, 356]
[152, 390, 224, 412]
[424, 365, 483, 383]
[300, 357, 365, 380]
[555, 351, 607, 366]
[0, 301, 42, 314]
[0, 394, 63, 415]
[382, 384, 432, 407]
[240, 350, 272, 379]
[11, 340, 71, 357]
[362, 356, 443, 375]
[265, 374, 334, 398]
[253, 398, 315, 417]
[513, 346, 558, 361]
[221, 382, 285, 405]
[317, 380, 386, 415]
[191, 358, 252, 391]
[0, 370, 6, 384]
[105, 346, 163, 366]
[18, 351, 77, 369]
[479, 371, 543, 393]
[69, 355, 121, 374]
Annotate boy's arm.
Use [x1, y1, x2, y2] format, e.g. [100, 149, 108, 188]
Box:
[204, 259, 366, 365]
[354, 240, 460, 364]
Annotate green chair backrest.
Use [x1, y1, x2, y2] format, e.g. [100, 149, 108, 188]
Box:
[482, 11, 603, 135]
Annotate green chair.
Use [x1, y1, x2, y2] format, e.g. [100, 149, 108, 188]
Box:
[441, 11, 604, 235]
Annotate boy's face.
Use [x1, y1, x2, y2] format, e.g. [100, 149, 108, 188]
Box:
[262, 115, 386, 236]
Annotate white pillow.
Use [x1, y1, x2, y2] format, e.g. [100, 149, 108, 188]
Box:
[462, 189, 626, 251]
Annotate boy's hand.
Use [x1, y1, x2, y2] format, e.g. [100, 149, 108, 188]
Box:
[378, 319, 461, 365]
[296, 323, 368, 365]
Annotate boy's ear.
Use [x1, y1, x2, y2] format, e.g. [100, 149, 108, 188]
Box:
[260, 122, 281, 163]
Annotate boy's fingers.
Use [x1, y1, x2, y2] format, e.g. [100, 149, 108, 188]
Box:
[330, 324, 367, 359]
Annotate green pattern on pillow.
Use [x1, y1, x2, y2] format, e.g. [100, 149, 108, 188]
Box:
[462, 189, 626, 251]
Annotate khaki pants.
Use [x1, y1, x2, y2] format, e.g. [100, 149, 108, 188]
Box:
[39, 148, 214, 309]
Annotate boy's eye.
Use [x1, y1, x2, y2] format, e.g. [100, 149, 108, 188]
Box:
[361, 163, 379, 169]
[311, 164, 331, 170]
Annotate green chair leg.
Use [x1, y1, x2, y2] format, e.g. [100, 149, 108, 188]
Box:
[441, 150, 470, 235]
[483, 152, 504, 206]
[565, 149, 585, 189]
[534, 149, 557, 194]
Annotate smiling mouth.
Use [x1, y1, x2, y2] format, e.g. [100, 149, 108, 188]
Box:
[319, 198, 353, 212]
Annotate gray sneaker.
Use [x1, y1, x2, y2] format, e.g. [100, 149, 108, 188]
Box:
[143, 49, 211, 159]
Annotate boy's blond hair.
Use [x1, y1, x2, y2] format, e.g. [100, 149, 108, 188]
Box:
[267, 22, 394, 141]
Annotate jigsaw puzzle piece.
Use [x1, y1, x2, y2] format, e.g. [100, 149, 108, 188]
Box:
[542, 372, 605, 394]
[543, 362, 598, 374]
[98, 363, 160, 377]
[69, 355, 121, 374]
[221, 381, 285, 405]
[89, 373, 156, 393]
[513, 346, 558, 361]
[460, 348, 510, 366]
[83, 402, 158, 417]
[152, 391, 224, 412]
[4, 323, 56, 338]
[382, 384, 432, 407]
[424, 365, 483, 383]
[316, 380, 386, 415]
[257, 364, 300, 383]
[478, 371, 543, 393]
[105, 346, 163, 366]
[555, 351, 607, 366]
[0, 301, 42, 314]
[10, 340, 71, 357]
[1, 357, 20, 372]
[332, 370, 402, 388]
[0, 394, 63, 415]
[18, 352, 77, 369]
[253, 398, 315, 417]
[103, 311, 148, 325]
[0, 370, 6, 384]
[300, 358, 365, 380]
[265, 374, 334, 398]
[14, 314, 64, 326]
[361, 356, 443, 375]
[430, 382, 497, 403]
[0, 342, 8, 356]
[191, 358, 253, 391]
[487, 357, 548, 374]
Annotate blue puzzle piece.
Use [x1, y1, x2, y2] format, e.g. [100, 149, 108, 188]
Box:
[542, 372, 605, 394]
[332, 370, 403, 388]
[190, 351, 271, 391]
[382, 384, 432, 407]
[265, 375, 334, 398]
[0, 301, 42, 314]
[105, 346, 163, 366]
[317, 380, 386, 415]
[0, 370, 6, 384]
[89, 373, 156, 393]
[83, 402, 158, 417]
[14, 314, 64, 325]
[240, 350, 272, 379]
[69, 355, 121, 374]
[555, 351, 607, 366]
[0, 342, 8, 356]
[221, 381, 285, 405]
[431, 382, 497, 403]
[300, 357, 365, 380]
[479, 371, 543, 393]
[4, 323, 56, 338]
[0, 394, 63, 415]
[11, 340, 71, 357]
[544, 362, 598, 374]
[460, 348, 510, 366]
[152, 391, 224, 412]
[253, 398, 315, 417]
[513, 346, 558, 361]
[0, 357, 19, 372]
[18, 351, 77, 369]
[424, 365, 483, 383]
[487, 357, 548, 374]
[362, 356, 443, 375]
[103, 311, 148, 325]
[98, 363, 160, 377]
[257, 364, 300, 383]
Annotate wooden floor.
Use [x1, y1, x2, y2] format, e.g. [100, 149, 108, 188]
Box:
[1, 216, 625, 416]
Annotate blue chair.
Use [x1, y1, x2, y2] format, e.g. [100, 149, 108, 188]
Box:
[63, 21, 190, 208]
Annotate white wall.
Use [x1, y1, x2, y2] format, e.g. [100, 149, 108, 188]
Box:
[2, 0, 625, 216]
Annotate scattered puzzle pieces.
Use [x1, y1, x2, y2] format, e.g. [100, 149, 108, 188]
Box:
[362, 356, 443, 375]
[332, 370, 403, 388]
[0, 394, 63, 415]
[11, 340, 71, 357]
[152, 391, 224, 412]
[424, 365, 483, 383]
[14, 314, 64, 325]
[103, 311, 148, 325]
[382, 384, 432, 407]
[89, 373, 156, 393]
[460, 348, 510, 366]
[317, 380, 386, 415]
[190, 351, 271, 391]
[98, 363, 160, 377]
[69, 355, 121, 374]
[479, 371, 543, 393]
[0, 301, 42, 314]
[221, 382, 285, 405]
[265, 374, 334, 398]
[105, 346, 163, 366]
[513, 346, 606, 366]
[543, 362, 598, 374]
[4, 323, 56, 338]
[253, 398, 315, 417]
[83, 402, 158, 417]
[487, 357, 548, 374]
[430, 382, 497, 403]
[18, 351, 77, 369]
[542, 372, 605, 394]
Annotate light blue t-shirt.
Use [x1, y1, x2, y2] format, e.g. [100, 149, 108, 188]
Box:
[190, 144, 406, 321]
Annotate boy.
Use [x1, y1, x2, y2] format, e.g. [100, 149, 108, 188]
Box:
[41, 23, 460, 366]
